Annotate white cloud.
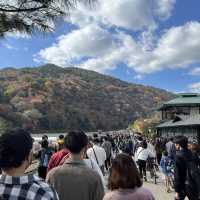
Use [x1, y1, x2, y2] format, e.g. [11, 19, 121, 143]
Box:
[35, 24, 119, 67]
[35, 21, 200, 76]
[67, 0, 176, 31]
[135, 21, 200, 74]
[97, 0, 156, 31]
[79, 21, 200, 74]
[154, 0, 176, 20]
[189, 67, 200, 76]
[188, 82, 200, 93]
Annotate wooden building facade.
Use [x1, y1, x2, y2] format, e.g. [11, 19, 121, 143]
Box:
[156, 93, 200, 143]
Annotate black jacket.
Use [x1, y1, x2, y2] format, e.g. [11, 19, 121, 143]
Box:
[174, 149, 194, 193]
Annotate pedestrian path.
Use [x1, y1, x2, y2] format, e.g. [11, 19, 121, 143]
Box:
[144, 181, 174, 200]
[139, 171, 176, 200]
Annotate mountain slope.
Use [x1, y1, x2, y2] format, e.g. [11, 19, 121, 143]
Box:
[0, 64, 174, 132]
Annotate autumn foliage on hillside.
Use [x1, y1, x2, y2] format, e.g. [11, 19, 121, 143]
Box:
[0, 64, 174, 133]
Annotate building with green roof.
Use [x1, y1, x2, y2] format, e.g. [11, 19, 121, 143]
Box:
[156, 93, 200, 143]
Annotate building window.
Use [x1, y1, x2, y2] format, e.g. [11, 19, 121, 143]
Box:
[162, 106, 190, 120]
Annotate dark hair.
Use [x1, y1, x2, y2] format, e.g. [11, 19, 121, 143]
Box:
[141, 141, 147, 149]
[103, 136, 108, 141]
[93, 137, 100, 144]
[41, 139, 49, 148]
[59, 134, 64, 139]
[93, 133, 98, 138]
[174, 135, 188, 149]
[169, 137, 174, 142]
[0, 128, 33, 170]
[108, 154, 142, 190]
[65, 131, 88, 154]
[42, 134, 48, 140]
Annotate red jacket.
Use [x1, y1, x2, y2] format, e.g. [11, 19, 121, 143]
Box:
[47, 149, 69, 172]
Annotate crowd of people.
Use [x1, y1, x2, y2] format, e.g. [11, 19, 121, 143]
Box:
[0, 128, 200, 200]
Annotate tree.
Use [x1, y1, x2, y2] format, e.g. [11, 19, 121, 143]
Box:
[0, 0, 95, 37]
[128, 117, 160, 136]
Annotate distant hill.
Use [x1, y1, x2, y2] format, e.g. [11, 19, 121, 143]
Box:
[0, 64, 174, 132]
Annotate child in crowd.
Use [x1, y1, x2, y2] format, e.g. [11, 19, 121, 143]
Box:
[160, 151, 174, 193]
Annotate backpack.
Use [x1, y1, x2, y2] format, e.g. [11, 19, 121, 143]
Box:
[165, 157, 174, 172]
[40, 148, 52, 167]
[185, 155, 200, 199]
[124, 140, 133, 155]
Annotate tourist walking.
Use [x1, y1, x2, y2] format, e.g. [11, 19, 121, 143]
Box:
[160, 151, 174, 193]
[37, 139, 53, 179]
[136, 141, 154, 181]
[155, 138, 165, 164]
[0, 128, 58, 200]
[165, 137, 176, 159]
[47, 146, 69, 173]
[174, 136, 200, 200]
[102, 136, 112, 171]
[103, 154, 155, 200]
[47, 134, 69, 172]
[87, 137, 107, 175]
[46, 131, 104, 200]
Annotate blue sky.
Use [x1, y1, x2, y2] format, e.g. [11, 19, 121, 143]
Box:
[0, 0, 200, 93]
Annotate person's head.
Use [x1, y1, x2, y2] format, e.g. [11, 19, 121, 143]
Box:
[42, 135, 48, 141]
[103, 136, 108, 142]
[58, 134, 64, 140]
[141, 141, 148, 149]
[0, 128, 33, 172]
[108, 154, 142, 190]
[93, 133, 98, 138]
[57, 134, 65, 150]
[174, 135, 188, 150]
[93, 137, 100, 145]
[138, 136, 143, 142]
[64, 131, 88, 156]
[41, 139, 49, 149]
[106, 133, 110, 138]
[169, 137, 174, 142]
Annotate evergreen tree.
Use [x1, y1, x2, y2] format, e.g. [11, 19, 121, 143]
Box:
[0, 0, 95, 37]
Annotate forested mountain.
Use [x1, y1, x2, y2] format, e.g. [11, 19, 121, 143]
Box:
[0, 64, 174, 132]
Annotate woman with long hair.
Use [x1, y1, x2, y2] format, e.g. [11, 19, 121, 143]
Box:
[103, 154, 155, 200]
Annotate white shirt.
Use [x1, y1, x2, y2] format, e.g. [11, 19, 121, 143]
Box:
[136, 147, 154, 161]
[87, 145, 106, 167]
[147, 143, 156, 157]
[84, 158, 105, 191]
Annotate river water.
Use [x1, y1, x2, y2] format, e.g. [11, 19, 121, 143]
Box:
[32, 130, 128, 141]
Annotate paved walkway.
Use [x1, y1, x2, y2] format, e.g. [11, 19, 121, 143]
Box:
[144, 180, 174, 200]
